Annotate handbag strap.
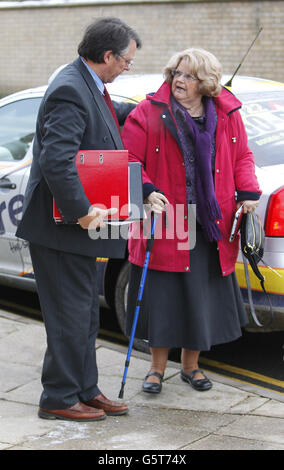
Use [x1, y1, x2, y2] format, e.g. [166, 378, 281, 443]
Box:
[242, 253, 263, 327]
[242, 252, 274, 327]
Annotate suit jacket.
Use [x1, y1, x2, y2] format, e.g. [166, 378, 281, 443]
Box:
[16, 57, 134, 257]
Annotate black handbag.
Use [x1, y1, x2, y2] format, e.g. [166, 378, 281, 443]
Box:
[240, 211, 273, 327]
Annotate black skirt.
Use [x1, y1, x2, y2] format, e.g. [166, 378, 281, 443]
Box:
[126, 228, 248, 351]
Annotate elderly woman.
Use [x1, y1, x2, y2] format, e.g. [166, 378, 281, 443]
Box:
[122, 48, 261, 394]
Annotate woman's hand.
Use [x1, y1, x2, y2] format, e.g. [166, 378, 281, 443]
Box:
[145, 191, 169, 214]
[237, 200, 259, 213]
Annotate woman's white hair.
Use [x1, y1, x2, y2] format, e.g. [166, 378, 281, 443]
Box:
[164, 47, 222, 97]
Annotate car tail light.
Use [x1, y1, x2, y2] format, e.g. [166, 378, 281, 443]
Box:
[265, 185, 284, 237]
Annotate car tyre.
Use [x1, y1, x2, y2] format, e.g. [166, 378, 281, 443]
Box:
[115, 260, 150, 354]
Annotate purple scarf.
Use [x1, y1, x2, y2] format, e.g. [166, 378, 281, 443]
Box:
[174, 97, 222, 242]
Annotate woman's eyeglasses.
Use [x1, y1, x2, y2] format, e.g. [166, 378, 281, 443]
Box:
[171, 69, 197, 81]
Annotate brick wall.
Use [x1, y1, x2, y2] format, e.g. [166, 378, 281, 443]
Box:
[0, 0, 283, 96]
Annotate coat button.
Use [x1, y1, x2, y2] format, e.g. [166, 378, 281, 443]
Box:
[162, 114, 166, 119]
[185, 266, 189, 271]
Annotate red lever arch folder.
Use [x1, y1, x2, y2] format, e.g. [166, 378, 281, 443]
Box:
[53, 149, 129, 224]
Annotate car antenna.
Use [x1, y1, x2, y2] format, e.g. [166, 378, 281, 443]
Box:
[225, 27, 263, 88]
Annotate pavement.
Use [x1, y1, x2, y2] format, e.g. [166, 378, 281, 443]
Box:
[0, 309, 284, 452]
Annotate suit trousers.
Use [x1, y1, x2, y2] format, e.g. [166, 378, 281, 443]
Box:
[29, 243, 101, 409]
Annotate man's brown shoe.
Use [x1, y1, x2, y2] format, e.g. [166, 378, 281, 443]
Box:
[84, 393, 128, 416]
[38, 401, 106, 422]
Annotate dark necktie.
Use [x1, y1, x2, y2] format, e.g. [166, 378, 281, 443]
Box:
[103, 86, 121, 133]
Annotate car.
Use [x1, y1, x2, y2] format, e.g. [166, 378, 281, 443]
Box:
[0, 72, 283, 343]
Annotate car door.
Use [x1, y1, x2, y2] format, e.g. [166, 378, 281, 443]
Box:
[0, 95, 41, 275]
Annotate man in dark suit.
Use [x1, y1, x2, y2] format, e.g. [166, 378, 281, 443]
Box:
[16, 17, 141, 422]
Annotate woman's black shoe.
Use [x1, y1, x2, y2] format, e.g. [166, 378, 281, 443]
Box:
[181, 368, 212, 391]
[142, 371, 163, 394]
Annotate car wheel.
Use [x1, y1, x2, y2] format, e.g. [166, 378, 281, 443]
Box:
[115, 260, 150, 354]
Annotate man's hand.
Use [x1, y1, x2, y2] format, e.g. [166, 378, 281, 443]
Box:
[78, 206, 118, 230]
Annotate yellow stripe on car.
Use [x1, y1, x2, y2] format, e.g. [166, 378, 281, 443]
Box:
[236, 262, 284, 294]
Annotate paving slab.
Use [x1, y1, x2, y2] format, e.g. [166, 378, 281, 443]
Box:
[1, 377, 42, 406]
[0, 323, 46, 367]
[3, 405, 234, 451]
[132, 376, 258, 414]
[251, 399, 284, 418]
[96, 346, 178, 381]
[0, 400, 54, 446]
[228, 395, 269, 414]
[0, 361, 40, 394]
[183, 434, 284, 450]
[216, 414, 284, 446]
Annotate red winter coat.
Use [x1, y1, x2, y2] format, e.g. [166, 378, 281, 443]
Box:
[122, 82, 261, 276]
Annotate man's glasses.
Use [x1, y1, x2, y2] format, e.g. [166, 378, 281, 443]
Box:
[117, 54, 134, 67]
[171, 69, 197, 81]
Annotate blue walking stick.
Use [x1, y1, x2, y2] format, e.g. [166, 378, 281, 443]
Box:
[118, 213, 158, 399]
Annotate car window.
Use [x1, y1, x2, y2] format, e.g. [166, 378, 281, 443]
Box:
[238, 91, 284, 167]
[0, 97, 41, 161]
